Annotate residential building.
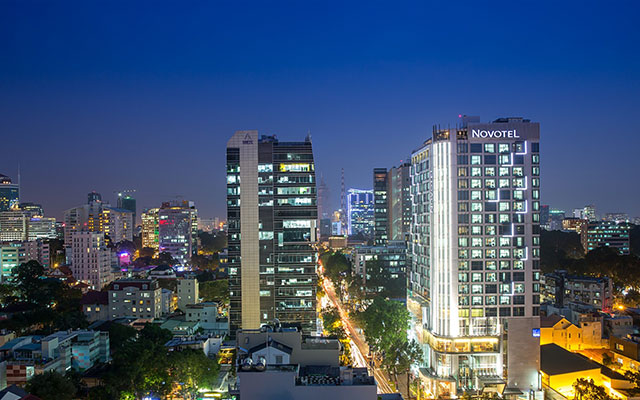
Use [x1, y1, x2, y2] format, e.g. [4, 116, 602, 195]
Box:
[0, 174, 19, 212]
[0, 244, 19, 282]
[605, 314, 635, 338]
[81, 291, 109, 322]
[165, 335, 223, 357]
[0, 330, 109, 386]
[0, 240, 51, 281]
[184, 302, 229, 336]
[540, 314, 605, 350]
[373, 168, 388, 245]
[346, 189, 374, 237]
[541, 271, 613, 311]
[540, 344, 632, 400]
[226, 131, 318, 335]
[407, 116, 541, 396]
[101, 207, 134, 244]
[387, 163, 411, 242]
[177, 277, 199, 311]
[581, 221, 631, 255]
[18, 240, 50, 269]
[158, 201, 196, 265]
[351, 241, 407, 301]
[141, 207, 160, 251]
[71, 231, 112, 290]
[107, 278, 162, 320]
[234, 324, 378, 400]
[574, 205, 597, 221]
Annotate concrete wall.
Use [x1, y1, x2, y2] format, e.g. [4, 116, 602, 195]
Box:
[506, 316, 540, 391]
[238, 370, 377, 400]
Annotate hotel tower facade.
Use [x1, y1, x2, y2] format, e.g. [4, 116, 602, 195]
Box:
[408, 116, 541, 396]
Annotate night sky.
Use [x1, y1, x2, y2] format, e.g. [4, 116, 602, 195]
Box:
[1, 1, 639, 221]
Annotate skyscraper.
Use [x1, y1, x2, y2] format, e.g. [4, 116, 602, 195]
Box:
[226, 131, 318, 335]
[346, 189, 374, 237]
[388, 163, 411, 242]
[158, 201, 196, 266]
[0, 174, 19, 212]
[373, 168, 389, 245]
[141, 208, 160, 251]
[408, 116, 541, 396]
[117, 192, 137, 223]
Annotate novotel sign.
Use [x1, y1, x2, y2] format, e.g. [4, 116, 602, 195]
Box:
[471, 129, 520, 139]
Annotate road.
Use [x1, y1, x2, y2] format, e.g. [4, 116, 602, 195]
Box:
[322, 278, 395, 394]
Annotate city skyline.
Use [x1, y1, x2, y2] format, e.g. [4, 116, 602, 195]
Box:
[2, 2, 640, 219]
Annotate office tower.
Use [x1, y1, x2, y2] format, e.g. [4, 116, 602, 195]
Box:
[580, 221, 631, 255]
[0, 243, 20, 282]
[141, 208, 160, 250]
[346, 189, 374, 236]
[583, 204, 597, 221]
[117, 192, 137, 222]
[388, 163, 412, 241]
[540, 205, 550, 227]
[0, 210, 28, 242]
[0, 174, 19, 212]
[548, 209, 565, 231]
[71, 231, 112, 290]
[317, 176, 332, 238]
[373, 168, 389, 245]
[226, 131, 318, 335]
[19, 202, 44, 216]
[408, 116, 541, 395]
[340, 168, 347, 235]
[158, 201, 195, 266]
[604, 213, 628, 223]
[27, 216, 57, 240]
[87, 191, 102, 204]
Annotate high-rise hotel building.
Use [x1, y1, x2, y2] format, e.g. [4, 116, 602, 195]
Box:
[408, 116, 541, 396]
[226, 131, 318, 335]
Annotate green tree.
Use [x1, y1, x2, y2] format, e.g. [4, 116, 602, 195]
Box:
[169, 348, 220, 399]
[25, 371, 77, 400]
[357, 297, 410, 356]
[198, 232, 227, 254]
[321, 251, 351, 285]
[155, 251, 177, 265]
[573, 378, 613, 400]
[139, 247, 156, 258]
[199, 279, 230, 305]
[381, 339, 423, 399]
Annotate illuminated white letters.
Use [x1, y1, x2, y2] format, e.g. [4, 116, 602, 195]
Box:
[471, 129, 520, 139]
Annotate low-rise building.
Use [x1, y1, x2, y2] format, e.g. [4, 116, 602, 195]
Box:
[107, 279, 162, 320]
[81, 291, 109, 322]
[581, 221, 632, 255]
[184, 302, 229, 336]
[164, 335, 223, 357]
[605, 314, 635, 338]
[542, 271, 613, 312]
[540, 314, 605, 350]
[540, 344, 632, 400]
[0, 330, 109, 386]
[233, 322, 379, 400]
[177, 277, 198, 311]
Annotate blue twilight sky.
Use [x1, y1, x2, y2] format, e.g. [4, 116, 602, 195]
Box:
[1, 1, 639, 221]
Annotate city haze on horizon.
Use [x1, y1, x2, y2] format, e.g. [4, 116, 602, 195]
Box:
[2, 1, 640, 220]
